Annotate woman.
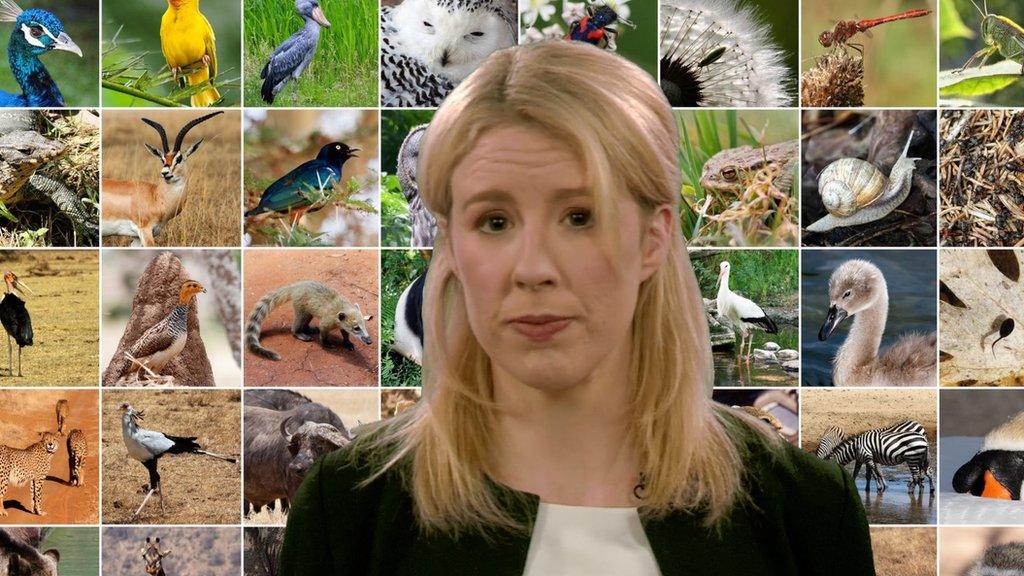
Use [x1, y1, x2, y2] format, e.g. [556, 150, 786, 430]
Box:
[280, 40, 875, 575]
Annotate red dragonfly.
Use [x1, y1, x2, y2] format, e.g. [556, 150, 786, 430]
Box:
[818, 9, 932, 54]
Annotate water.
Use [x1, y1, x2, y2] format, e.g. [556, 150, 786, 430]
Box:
[42, 527, 98, 576]
[856, 473, 937, 525]
[713, 326, 798, 387]
[801, 250, 936, 386]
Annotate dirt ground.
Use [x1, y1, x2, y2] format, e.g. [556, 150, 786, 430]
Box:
[941, 527, 1024, 576]
[871, 527, 935, 576]
[0, 251, 99, 386]
[243, 250, 379, 387]
[0, 390, 99, 523]
[102, 390, 241, 525]
[801, 389, 937, 452]
[243, 388, 378, 525]
[102, 110, 241, 247]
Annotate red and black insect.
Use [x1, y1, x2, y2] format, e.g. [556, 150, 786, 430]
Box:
[567, 4, 634, 51]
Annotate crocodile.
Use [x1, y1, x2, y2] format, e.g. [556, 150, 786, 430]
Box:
[0, 110, 98, 245]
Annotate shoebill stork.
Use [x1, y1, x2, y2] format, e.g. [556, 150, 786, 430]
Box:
[120, 403, 236, 520]
[717, 261, 778, 362]
[0, 271, 33, 376]
[259, 0, 330, 104]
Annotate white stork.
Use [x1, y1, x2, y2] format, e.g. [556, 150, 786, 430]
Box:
[717, 261, 779, 362]
[120, 403, 236, 519]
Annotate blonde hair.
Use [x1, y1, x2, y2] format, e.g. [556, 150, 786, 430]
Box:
[366, 40, 759, 535]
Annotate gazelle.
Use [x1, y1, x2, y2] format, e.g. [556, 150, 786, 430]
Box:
[101, 111, 222, 247]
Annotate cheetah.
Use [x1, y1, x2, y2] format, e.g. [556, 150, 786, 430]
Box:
[0, 432, 59, 516]
[66, 429, 87, 487]
[55, 400, 68, 436]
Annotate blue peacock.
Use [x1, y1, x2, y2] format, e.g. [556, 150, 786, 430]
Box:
[0, 0, 82, 107]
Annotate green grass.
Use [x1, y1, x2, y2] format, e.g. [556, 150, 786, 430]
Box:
[0, 1, 99, 106]
[381, 249, 429, 387]
[244, 0, 377, 107]
[381, 175, 412, 247]
[691, 250, 798, 306]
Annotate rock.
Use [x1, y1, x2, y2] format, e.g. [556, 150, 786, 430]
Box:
[777, 349, 799, 361]
[752, 349, 776, 361]
[782, 360, 800, 373]
[763, 342, 781, 352]
[102, 252, 215, 386]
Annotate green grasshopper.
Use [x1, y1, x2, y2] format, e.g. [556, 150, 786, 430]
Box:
[957, 0, 1024, 75]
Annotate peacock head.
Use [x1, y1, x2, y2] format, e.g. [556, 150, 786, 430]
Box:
[0, 3, 82, 58]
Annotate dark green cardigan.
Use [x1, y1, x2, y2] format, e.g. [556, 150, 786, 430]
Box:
[279, 423, 876, 575]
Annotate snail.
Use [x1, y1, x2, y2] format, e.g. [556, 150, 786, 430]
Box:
[806, 130, 918, 232]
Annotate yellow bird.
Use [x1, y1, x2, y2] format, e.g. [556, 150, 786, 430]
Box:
[160, 0, 220, 107]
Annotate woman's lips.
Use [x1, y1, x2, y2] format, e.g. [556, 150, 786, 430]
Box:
[508, 316, 572, 341]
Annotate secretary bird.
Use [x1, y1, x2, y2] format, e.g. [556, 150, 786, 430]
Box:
[717, 261, 779, 363]
[120, 403, 236, 519]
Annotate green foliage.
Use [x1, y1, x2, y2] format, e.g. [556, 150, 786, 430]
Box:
[381, 110, 435, 174]
[256, 223, 330, 247]
[15, 228, 48, 247]
[940, 59, 1021, 96]
[691, 250, 798, 306]
[941, 0, 976, 40]
[941, 0, 1024, 105]
[244, 0, 377, 106]
[0, 1, 98, 106]
[101, 0, 242, 106]
[381, 249, 429, 387]
[382, 174, 412, 247]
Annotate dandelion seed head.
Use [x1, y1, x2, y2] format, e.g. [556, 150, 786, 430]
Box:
[659, 0, 791, 107]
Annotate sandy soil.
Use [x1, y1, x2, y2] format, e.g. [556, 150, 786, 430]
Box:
[243, 388, 378, 525]
[940, 527, 1024, 576]
[0, 390, 99, 523]
[871, 527, 936, 576]
[0, 251, 99, 386]
[243, 250, 379, 387]
[102, 390, 241, 525]
[801, 389, 937, 452]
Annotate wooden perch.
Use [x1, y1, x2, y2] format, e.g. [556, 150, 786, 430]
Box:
[102, 252, 215, 386]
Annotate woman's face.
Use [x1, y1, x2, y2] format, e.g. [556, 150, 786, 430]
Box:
[448, 125, 670, 393]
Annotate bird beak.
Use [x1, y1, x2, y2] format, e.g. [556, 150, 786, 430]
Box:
[351, 147, 361, 158]
[311, 5, 331, 28]
[53, 32, 83, 57]
[14, 279, 34, 296]
[818, 305, 848, 341]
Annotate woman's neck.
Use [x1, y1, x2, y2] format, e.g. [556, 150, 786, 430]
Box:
[489, 342, 640, 507]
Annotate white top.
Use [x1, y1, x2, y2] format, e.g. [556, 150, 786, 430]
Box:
[523, 503, 662, 576]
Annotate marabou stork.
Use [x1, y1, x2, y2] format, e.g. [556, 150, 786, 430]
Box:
[0, 270, 33, 376]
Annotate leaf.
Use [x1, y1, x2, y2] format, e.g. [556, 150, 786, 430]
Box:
[0, 201, 17, 223]
[988, 249, 1020, 281]
[940, 0, 976, 41]
[940, 61, 1023, 96]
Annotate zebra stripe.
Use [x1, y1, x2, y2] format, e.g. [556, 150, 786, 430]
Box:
[817, 420, 933, 494]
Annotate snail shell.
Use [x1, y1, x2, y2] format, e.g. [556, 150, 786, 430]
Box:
[818, 159, 888, 217]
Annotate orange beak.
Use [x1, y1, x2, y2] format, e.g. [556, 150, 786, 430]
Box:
[981, 469, 1014, 500]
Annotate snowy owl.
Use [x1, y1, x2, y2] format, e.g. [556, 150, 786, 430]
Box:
[381, 0, 516, 107]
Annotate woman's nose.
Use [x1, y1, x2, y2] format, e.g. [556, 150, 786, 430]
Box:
[512, 223, 559, 290]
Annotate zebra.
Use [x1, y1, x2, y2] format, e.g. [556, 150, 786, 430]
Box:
[815, 420, 925, 459]
[815, 420, 933, 494]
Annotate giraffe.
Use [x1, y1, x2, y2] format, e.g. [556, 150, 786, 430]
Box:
[141, 537, 171, 576]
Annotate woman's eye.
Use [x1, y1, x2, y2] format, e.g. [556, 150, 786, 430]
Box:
[565, 209, 593, 228]
[477, 213, 508, 233]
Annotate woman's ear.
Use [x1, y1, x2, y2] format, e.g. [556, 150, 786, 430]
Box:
[639, 204, 675, 281]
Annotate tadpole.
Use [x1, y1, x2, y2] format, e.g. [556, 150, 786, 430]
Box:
[994, 318, 1015, 356]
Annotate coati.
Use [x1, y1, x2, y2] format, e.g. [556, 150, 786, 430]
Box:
[246, 281, 373, 361]
[968, 542, 1024, 576]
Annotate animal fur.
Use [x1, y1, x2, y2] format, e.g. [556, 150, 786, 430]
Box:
[968, 542, 1024, 576]
[983, 411, 1024, 453]
[245, 281, 372, 361]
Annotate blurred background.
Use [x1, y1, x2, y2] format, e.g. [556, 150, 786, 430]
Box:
[102, 0, 240, 106]
[102, 249, 241, 387]
[244, 109, 379, 247]
[802, 0, 937, 106]
[0, 0, 98, 106]
[103, 527, 239, 574]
